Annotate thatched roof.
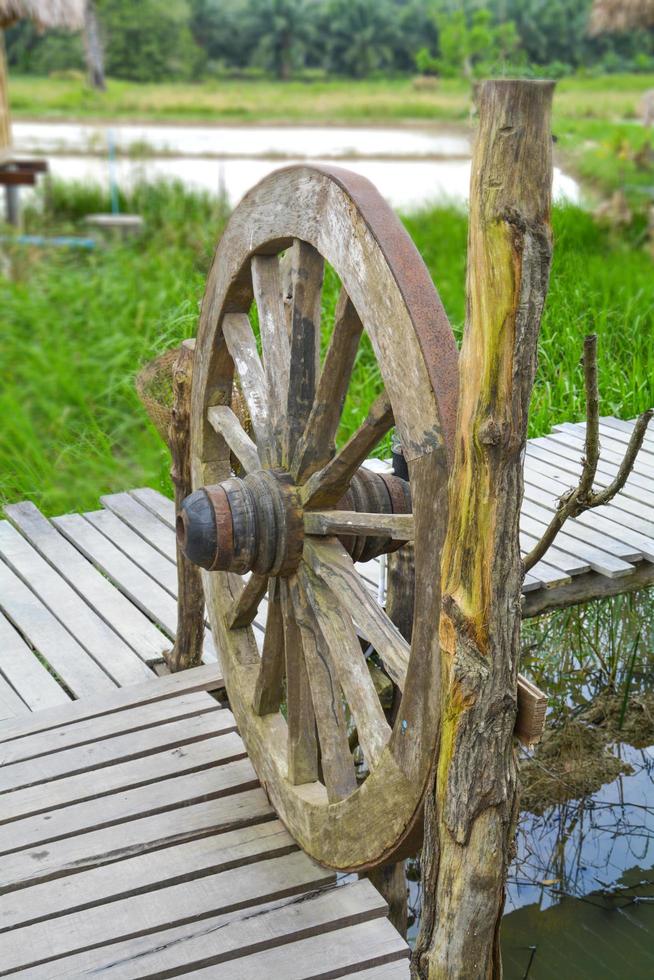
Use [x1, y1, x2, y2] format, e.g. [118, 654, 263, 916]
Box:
[589, 0, 654, 33]
[0, 0, 85, 31]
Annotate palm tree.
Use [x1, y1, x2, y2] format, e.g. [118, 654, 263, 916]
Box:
[322, 0, 398, 78]
[246, 0, 317, 80]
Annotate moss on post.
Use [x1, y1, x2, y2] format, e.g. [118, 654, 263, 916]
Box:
[414, 80, 554, 979]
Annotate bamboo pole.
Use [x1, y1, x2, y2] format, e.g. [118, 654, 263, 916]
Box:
[414, 79, 554, 978]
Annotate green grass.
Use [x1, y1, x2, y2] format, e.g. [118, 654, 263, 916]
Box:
[1, 180, 653, 516]
[8, 73, 654, 126]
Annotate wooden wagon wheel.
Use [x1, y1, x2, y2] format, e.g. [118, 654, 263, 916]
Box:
[182, 164, 459, 871]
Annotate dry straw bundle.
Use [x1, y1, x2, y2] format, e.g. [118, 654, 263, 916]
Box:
[0, 0, 84, 30]
[589, 0, 654, 33]
[136, 346, 251, 453]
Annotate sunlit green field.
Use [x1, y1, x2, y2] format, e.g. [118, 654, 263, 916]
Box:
[9, 72, 654, 124]
[1, 180, 652, 516]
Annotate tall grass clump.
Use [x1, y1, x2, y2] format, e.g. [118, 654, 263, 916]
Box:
[1, 180, 652, 517]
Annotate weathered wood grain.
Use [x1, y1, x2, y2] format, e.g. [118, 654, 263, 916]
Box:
[300, 567, 390, 769]
[0, 521, 152, 686]
[285, 239, 324, 462]
[0, 662, 223, 744]
[4, 501, 169, 664]
[0, 614, 69, 713]
[0, 559, 116, 699]
[416, 79, 555, 977]
[32, 879, 386, 979]
[281, 579, 319, 784]
[0, 849, 333, 974]
[290, 575, 357, 803]
[222, 312, 275, 463]
[0, 700, 231, 794]
[208, 404, 261, 474]
[252, 579, 285, 715]
[292, 287, 363, 482]
[301, 391, 394, 509]
[305, 510, 415, 541]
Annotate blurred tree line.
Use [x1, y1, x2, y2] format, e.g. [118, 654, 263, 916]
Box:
[6, 0, 654, 83]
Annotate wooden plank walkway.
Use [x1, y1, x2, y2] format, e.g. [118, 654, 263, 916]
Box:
[0, 415, 652, 719]
[0, 413, 650, 976]
[0, 666, 409, 977]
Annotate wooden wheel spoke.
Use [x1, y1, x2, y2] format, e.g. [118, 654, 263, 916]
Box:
[292, 288, 363, 483]
[228, 572, 269, 629]
[251, 255, 291, 438]
[207, 405, 261, 474]
[289, 576, 357, 802]
[304, 510, 414, 542]
[285, 241, 324, 463]
[221, 313, 274, 463]
[279, 579, 319, 784]
[303, 537, 409, 690]
[298, 566, 391, 769]
[300, 391, 394, 509]
[252, 579, 285, 715]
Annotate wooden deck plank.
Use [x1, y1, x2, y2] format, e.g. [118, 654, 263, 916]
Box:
[603, 415, 654, 445]
[555, 419, 654, 467]
[0, 730, 243, 826]
[0, 704, 233, 794]
[522, 470, 654, 558]
[545, 426, 654, 484]
[0, 615, 69, 713]
[0, 675, 29, 722]
[53, 512, 218, 663]
[520, 531, 590, 576]
[187, 918, 409, 979]
[0, 521, 153, 687]
[0, 749, 254, 860]
[522, 478, 654, 562]
[349, 964, 411, 978]
[4, 501, 170, 665]
[0, 560, 117, 700]
[0, 788, 280, 904]
[519, 512, 633, 578]
[85, 508, 178, 596]
[530, 434, 654, 503]
[25, 879, 387, 979]
[0, 690, 219, 766]
[525, 447, 654, 532]
[101, 491, 178, 561]
[520, 496, 641, 562]
[130, 484, 175, 523]
[0, 662, 223, 744]
[0, 850, 334, 974]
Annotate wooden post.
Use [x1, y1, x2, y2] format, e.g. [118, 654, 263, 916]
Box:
[0, 31, 11, 157]
[168, 339, 206, 672]
[414, 80, 554, 978]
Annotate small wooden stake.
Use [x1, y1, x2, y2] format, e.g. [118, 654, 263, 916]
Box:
[168, 339, 206, 672]
[414, 79, 554, 978]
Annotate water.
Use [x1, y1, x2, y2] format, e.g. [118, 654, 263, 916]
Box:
[12, 121, 581, 211]
[407, 591, 654, 977]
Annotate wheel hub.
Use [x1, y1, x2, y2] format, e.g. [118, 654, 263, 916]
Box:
[178, 468, 303, 577]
